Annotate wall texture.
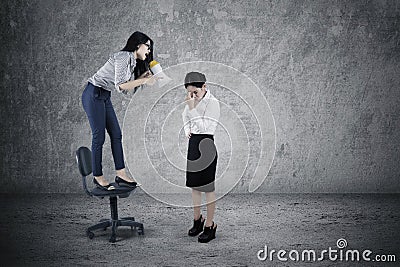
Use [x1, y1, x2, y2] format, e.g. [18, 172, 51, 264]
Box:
[1, 0, 399, 193]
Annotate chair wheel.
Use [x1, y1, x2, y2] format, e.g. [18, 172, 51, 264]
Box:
[87, 231, 95, 239]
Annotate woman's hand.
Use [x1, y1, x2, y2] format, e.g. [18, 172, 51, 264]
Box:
[186, 132, 192, 139]
[141, 76, 156, 86]
[185, 91, 195, 110]
[138, 70, 152, 79]
[139, 70, 153, 85]
[119, 75, 152, 91]
[141, 71, 164, 86]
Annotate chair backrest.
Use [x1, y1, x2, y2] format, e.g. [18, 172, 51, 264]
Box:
[76, 146, 92, 176]
[75, 146, 135, 198]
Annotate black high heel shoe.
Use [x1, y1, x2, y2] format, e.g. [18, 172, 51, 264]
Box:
[115, 176, 137, 188]
[93, 178, 115, 191]
[198, 222, 217, 243]
[188, 215, 205, 236]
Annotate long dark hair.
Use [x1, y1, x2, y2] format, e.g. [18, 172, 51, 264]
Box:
[121, 31, 154, 80]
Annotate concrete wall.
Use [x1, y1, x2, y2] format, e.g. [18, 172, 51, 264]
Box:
[1, 0, 399, 193]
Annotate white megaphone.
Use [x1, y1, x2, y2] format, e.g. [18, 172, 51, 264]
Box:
[149, 60, 171, 88]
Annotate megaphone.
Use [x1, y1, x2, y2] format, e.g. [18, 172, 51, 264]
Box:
[149, 60, 171, 88]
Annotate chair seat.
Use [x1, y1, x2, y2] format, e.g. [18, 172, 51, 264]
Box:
[90, 183, 136, 198]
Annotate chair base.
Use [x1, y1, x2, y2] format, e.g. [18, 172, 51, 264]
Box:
[86, 196, 144, 243]
[87, 217, 144, 243]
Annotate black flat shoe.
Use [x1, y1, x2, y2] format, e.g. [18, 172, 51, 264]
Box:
[93, 178, 115, 191]
[115, 176, 137, 188]
[188, 215, 205, 236]
[198, 222, 217, 243]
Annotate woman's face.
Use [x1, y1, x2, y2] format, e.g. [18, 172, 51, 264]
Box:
[186, 85, 206, 100]
[136, 40, 151, 60]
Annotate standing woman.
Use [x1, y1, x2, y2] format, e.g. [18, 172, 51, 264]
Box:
[182, 72, 220, 243]
[82, 31, 154, 190]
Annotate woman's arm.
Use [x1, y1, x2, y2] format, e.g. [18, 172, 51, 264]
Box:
[114, 52, 153, 92]
[182, 107, 192, 138]
[118, 77, 152, 92]
[186, 98, 220, 133]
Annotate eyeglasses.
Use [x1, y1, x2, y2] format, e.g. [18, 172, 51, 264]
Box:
[142, 43, 151, 49]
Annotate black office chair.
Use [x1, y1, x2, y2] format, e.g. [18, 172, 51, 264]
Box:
[75, 146, 144, 243]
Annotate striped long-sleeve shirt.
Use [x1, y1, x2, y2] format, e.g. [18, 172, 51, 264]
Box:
[88, 51, 136, 93]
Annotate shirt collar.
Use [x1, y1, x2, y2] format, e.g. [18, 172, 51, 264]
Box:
[202, 89, 211, 101]
[194, 89, 210, 109]
[129, 52, 136, 68]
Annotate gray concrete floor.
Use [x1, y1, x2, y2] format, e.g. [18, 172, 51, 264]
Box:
[0, 192, 399, 266]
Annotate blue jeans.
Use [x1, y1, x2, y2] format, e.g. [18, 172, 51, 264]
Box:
[82, 82, 125, 176]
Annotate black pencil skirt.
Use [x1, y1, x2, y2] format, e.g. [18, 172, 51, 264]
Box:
[186, 134, 218, 192]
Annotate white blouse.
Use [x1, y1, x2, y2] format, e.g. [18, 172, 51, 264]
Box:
[182, 90, 220, 136]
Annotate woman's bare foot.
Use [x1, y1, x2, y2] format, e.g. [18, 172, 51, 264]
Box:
[116, 169, 136, 183]
[94, 176, 110, 186]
